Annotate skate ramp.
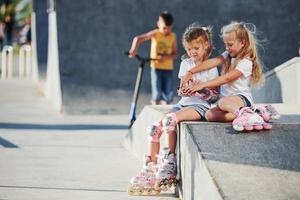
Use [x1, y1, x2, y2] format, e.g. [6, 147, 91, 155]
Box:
[179, 117, 300, 200]
[122, 105, 172, 159]
[123, 104, 300, 200]
[252, 57, 300, 104]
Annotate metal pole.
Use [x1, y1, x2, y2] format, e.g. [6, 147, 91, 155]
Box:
[129, 60, 145, 127]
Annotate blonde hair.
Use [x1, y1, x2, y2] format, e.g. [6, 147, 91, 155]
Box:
[182, 23, 213, 61]
[221, 21, 264, 86]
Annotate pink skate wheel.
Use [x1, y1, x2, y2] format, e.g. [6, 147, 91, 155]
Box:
[244, 126, 253, 131]
[253, 125, 263, 130]
[263, 123, 272, 130]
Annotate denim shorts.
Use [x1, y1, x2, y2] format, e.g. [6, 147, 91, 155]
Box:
[236, 94, 252, 107]
[170, 103, 209, 119]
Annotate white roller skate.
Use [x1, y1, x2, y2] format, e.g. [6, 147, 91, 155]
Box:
[155, 148, 177, 191]
[128, 156, 161, 195]
[232, 107, 272, 132]
[255, 104, 280, 122]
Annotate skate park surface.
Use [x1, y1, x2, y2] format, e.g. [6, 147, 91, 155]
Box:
[0, 79, 178, 200]
[1, 58, 300, 200]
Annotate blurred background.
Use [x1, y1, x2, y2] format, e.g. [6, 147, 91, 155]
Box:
[1, 0, 300, 114]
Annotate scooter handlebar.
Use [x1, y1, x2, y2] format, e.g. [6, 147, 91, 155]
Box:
[123, 50, 153, 62]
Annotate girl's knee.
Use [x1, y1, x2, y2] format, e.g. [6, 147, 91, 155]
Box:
[205, 110, 214, 121]
[218, 97, 233, 111]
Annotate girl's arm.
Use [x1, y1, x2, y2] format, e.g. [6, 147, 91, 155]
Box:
[129, 30, 156, 57]
[185, 69, 243, 95]
[181, 55, 225, 88]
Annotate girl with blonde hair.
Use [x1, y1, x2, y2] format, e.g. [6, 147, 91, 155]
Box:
[182, 21, 279, 131]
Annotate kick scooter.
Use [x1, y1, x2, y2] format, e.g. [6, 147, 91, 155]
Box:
[124, 51, 154, 128]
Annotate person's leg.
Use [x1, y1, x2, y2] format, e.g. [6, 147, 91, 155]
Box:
[150, 142, 160, 162]
[151, 68, 163, 104]
[148, 106, 179, 162]
[164, 70, 174, 104]
[147, 118, 163, 162]
[165, 107, 202, 153]
[206, 96, 245, 122]
[205, 106, 234, 122]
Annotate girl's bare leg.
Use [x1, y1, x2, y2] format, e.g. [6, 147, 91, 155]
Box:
[168, 108, 201, 153]
[150, 142, 160, 162]
[206, 96, 245, 122]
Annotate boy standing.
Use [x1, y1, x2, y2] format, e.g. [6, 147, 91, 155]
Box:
[129, 11, 177, 105]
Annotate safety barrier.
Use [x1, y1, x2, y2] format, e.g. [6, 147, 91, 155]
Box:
[0, 45, 32, 79]
[19, 44, 32, 78]
[1, 45, 13, 79]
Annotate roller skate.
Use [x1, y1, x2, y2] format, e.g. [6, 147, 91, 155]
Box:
[232, 107, 272, 132]
[177, 87, 219, 103]
[155, 148, 177, 191]
[161, 113, 177, 134]
[255, 104, 280, 122]
[197, 88, 219, 103]
[128, 156, 161, 195]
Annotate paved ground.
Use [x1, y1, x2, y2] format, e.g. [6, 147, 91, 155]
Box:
[0, 79, 178, 200]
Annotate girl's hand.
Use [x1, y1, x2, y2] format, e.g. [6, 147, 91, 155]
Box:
[180, 72, 193, 89]
[186, 82, 204, 95]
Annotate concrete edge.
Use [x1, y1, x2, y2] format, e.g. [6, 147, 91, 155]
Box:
[178, 123, 223, 200]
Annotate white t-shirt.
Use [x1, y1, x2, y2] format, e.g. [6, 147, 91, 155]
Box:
[220, 51, 253, 104]
[178, 58, 219, 108]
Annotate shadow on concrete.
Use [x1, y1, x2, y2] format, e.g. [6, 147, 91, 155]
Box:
[0, 123, 128, 130]
[0, 185, 125, 193]
[0, 185, 176, 197]
[0, 137, 19, 148]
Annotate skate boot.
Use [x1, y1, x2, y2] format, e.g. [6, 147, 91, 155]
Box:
[128, 156, 161, 195]
[255, 104, 280, 122]
[161, 113, 177, 134]
[232, 107, 272, 132]
[147, 121, 163, 142]
[155, 148, 177, 191]
[177, 87, 219, 103]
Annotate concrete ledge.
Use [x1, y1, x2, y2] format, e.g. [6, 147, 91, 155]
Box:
[122, 105, 172, 159]
[179, 119, 300, 200]
[123, 104, 300, 200]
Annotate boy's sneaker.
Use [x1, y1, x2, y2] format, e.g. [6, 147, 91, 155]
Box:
[255, 104, 280, 122]
[233, 107, 272, 132]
